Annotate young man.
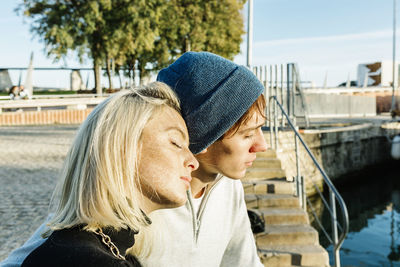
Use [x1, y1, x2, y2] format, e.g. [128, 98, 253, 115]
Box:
[1, 52, 267, 267]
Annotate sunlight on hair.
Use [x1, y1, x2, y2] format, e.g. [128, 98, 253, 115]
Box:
[45, 82, 180, 259]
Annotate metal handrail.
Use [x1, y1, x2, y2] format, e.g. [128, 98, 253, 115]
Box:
[268, 95, 349, 267]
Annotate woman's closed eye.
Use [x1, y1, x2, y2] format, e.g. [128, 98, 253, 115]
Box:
[171, 140, 183, 149]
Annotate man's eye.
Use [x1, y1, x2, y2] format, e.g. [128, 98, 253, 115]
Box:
[244, 134, 254, 139]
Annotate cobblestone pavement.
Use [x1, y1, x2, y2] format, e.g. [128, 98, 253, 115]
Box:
[0, 125, 79, 261]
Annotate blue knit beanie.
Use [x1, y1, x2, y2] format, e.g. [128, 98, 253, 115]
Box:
[157, 52, 264, 154]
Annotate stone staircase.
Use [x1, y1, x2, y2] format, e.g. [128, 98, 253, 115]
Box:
[243, 150, 329, 267]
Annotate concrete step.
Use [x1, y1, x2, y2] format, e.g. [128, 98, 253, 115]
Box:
[258, 244, 329, 267]
[245, 194, 300, 209]
[256, 149, 277, 158]
[255, 224, 319, 246]
[243, 178, 295, 195]
[252, 158, 282, 168]
[271, 266, 324, 267]
[244, 168, 286, 180]
[258, 208, 309, 225]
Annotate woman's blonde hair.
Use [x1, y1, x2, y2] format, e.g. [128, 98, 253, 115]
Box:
[46, 82, 180, 258]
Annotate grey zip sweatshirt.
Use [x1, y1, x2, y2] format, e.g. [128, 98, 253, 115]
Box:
[142, 177, 263, 267]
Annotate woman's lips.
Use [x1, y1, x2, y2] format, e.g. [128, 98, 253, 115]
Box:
[180, 176, 192, 187]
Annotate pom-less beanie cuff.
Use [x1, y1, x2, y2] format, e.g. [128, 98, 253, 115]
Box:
[157, 52, 264, 154]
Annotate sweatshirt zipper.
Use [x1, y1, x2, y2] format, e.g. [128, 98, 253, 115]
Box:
[186, 190, 198, 241]
[189, 175, 223, 243]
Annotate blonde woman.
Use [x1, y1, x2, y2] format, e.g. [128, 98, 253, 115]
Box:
[20, 82, 198, 267]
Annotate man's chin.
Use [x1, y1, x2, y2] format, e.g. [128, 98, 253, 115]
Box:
[223, 170, 247, 180]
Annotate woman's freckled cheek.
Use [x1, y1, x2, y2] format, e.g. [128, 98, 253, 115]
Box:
[140, 135, 170, 180]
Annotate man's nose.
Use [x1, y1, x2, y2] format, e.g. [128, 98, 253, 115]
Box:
[250, 129, 268, 153]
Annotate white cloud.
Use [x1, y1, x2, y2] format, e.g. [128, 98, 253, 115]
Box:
[254, 30, 394, 47]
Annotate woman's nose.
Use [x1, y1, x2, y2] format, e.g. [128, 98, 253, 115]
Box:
[186, 151, 199, 171]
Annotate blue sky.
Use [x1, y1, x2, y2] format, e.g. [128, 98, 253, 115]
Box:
[0, 0, 398, 88]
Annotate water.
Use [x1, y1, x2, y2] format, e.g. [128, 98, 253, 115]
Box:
[314, 163, 400, 267]
[333, 209, 400, 267]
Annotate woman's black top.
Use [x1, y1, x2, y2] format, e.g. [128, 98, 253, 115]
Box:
[21, 226, 141, 267]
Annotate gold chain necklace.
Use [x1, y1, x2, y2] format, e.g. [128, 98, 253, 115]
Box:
[93, 228, 126, 260]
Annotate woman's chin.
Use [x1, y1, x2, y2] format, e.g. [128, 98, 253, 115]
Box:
[156, 194, 188, 210]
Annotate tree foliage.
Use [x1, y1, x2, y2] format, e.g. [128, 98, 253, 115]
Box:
[18, 0, 246, 89]
[158, 0, 246, 59]
[131, 0, 246, 81]
[19, 0, 164, 92]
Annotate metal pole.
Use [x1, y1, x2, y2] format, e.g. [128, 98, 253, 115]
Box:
[330, 189, 340, 267]
[275, 64, 278, 97]
[274, 65, 279, 149]
[274, 103, 278, 150]
[265, 65, 269, 127]
[281, 64, 285, 127]
[291, 64, 296, 122]
[274, 65, 279, 128]
[246, 0, 253, 68]
[294, 132, 301, 204]
[301, 176, 306, 211]
[392, 0, 397, 115]
[269, 98, 274, 149]
[287, 64, 291, 116]
[270, 65, 273, 103]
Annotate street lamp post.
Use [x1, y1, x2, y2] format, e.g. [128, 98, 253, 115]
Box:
[246, 0, 253, 68]
[392, 0, 397, 116]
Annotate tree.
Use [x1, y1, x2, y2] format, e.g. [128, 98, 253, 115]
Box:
[202, 0, 246, 59]
[18, 0, 164, 93]
[103, 0, 166, 88]
[122, 0, 246, 83]
[19, 0, 246, 88]
[159, 0, 246, 60]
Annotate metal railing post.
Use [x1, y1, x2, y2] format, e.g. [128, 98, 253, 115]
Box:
[287, 64, 291, 117]
[330, 189, 340, 267]
[294, 131, 302, 206]
[264, 65, 269, 100]
[281, 64, 285, 128]
[269, 101, 274, 149]
[274, 65, 278, 128]
[291, 65, 296, 125]
[274, 98, 278, 150]
[301, 176, 306, 211]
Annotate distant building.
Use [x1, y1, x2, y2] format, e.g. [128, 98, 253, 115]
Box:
[0, 69, 13, 92]
[357, 61, 399, 87]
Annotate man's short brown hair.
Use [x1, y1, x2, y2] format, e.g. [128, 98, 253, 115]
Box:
[223, 94, 266, 138]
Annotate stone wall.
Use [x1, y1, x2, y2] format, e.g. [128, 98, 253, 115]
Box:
[265, 123, 400, 196]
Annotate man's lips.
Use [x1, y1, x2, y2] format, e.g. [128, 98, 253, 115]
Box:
[245, 161, 254, 167]
[245, 157, 257, 167]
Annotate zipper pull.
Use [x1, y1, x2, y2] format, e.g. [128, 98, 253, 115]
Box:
[195, 219, 201, 237]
